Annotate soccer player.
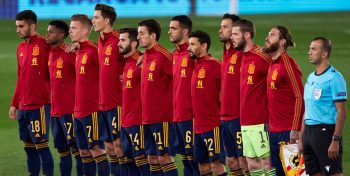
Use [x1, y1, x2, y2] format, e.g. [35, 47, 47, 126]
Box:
[219, 14, 249, 176]
[137, 19, 178, 176]
[168, 15, 200, 176]
[230, 19, 275, 175]
[9, 10, 54, 176]
[263, 26, 304, 176]
[118, 27, 151, 176]
[46, 20, 83, 176]
[69, 14, 110, 176]
[189, 30, 227, 176]
[91, 4, 126, 175]
[299, 37, 347, 176]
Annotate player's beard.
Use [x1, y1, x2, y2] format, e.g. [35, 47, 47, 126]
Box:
[189, 51, 197, 59]
[170, 35, 181, 44]
[219, 35, 230, 43]
[263, 41, 279, 53]
[119, 44, 132, 55]
[20, 28, 31, 39]
[234, 37, 246, 50]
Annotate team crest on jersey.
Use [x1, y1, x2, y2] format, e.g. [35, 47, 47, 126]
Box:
[56, 70, 62, 78]
[81, 53, 87, 64]
[56, 57, 63, 68]
[104, 57, 110, 65]
[105, 45, 112, 56]
[248, 63, 255, 74]
[32, 45, 39, 56]
[149, 60, 156, 71]
[272, 68, 278, 80]
[198, 68, 205, 78]
[181, 57, 188, 67]
[230, 54, 237, 64]
[127, 68, 133, 78]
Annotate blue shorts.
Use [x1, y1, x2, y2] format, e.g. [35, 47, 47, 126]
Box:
[51, 114, 76, 149]
[74, 112, 106, 150]
[269, 130, 290, 176]
[144, 122, 175, 156]
[18, 105, 51, 143]
[120, 125, 146, 158]
[173, 120, 194, 155]
[194, 126, 226, 164]
[221, 118, 244, 158]
[100, 107, 121, 142]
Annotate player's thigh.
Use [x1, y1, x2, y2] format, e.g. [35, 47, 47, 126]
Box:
[27, 106, 50, 143]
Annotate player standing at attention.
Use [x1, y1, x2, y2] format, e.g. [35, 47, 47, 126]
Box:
[9, 10, 54, 176]
[91, 4, 127, 175]
[118, 27, 151, 176]
[137, 19, 178, 176]
[189, 30, 227, 176]
[299, 37, 347, 176]
[219, 14, 250, 176]
[230, 19, 275, 176]
[263, 26, 304, 176]
[69, 14, 110, 176]
[168, 15, 200, 176]
[46, 20, 83, 176]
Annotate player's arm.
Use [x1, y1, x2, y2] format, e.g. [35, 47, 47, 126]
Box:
[9, 49, 21, 120]
[298, 116, 305, 155]
[285, 59, 304, 143]
[328, 74, 347, 160]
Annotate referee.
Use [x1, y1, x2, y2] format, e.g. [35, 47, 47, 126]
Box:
[299, 37, 347, 176]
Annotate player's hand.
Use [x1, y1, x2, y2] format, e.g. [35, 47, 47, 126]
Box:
[328, 140, 340, 160]
[9, 106, 18, 120]
[65, 42, 80, 53]
[136, 55, 144, 68]
[289, 130, 299, 144]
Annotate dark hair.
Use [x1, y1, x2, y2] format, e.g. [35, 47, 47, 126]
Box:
[49, 20, 69, 38]
[138, 19, 161, 41]
[313, 37, 332, 57]
[95, 4, 117, 25]
[222, 13, 241, 24]
[189, 30, 211, 51]
[16, 10, 37, 24]
[274, 26, 295, 49]
[233, 19, 255, 39]
[119, 28, 139, 47]
[71, 14, 92, 30]
[171, 15, 192, 32]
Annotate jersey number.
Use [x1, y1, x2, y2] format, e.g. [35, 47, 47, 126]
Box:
[30, 120, 41, 132]
[204, 138, 214, 151]
[153, 132, 163, 145]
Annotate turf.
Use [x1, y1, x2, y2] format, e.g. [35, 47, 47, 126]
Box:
[0, 11, 349, 175]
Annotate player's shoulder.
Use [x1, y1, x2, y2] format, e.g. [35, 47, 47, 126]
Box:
[112, 30, 119, 38]
[87, 41, 98, 49]
[154, 44, 173, 62]
[251, 45, 272, 63]
[209, 56, 222, 65]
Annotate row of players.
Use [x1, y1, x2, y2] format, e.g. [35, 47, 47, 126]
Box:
[9, 3, 346, 176]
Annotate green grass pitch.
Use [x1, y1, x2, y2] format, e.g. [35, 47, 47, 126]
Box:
[0, 11, 349, 175]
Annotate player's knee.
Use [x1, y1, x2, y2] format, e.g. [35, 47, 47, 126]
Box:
[158, 153, 173, 165]
[90, 145, 105, 157]
[198, 163, 211, 175]
[238, 156, 248, 169]
[212, 159, 226, 173]
[104, 142, 115, 155]
[247, 158, 262, 171]
[226, 157, 239, 170]
[79, 149, 91, 157]
[261, 156, 273, 170]
[147, 155, 159, 165]
[135, 154, 146, 160]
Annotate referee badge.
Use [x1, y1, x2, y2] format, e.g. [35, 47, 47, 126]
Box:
[313, 88, 322, 100]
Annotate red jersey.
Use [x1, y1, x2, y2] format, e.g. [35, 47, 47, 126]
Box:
[267, 52, 304, 132]
[173, 43, 195, 122]
[11, 34, 50, 110]
[240, 45, 272, 126]
[122, 51, 142, 128]
[221, 43, 243, 120]
[74, 41, 99, 118]
[191, 55, 221, 134]
[98, 30, 124, 111]
[49, 43, 76, 116]
[141, 43, 173, 124]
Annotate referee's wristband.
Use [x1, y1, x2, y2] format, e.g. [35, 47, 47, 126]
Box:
[332, 135, 342, 141]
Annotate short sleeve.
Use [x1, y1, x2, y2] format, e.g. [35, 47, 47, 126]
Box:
[330, 72, 347, 101]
